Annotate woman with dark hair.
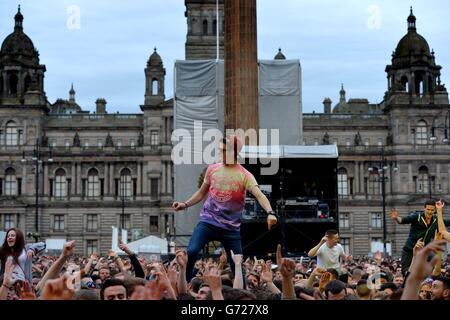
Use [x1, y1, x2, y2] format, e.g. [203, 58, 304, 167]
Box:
[0, 228, 45, 299]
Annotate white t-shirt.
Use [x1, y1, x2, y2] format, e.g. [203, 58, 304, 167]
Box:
[316, 243, 345, 270]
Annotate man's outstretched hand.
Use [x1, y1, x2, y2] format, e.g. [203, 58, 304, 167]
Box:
[172, 202, 187, 211]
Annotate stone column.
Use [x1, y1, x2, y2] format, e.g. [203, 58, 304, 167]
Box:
[359, 162, 365, 193]
[224, 0, 259, 133]
[161, 161, 166, 195]
[354, 161, 360, 193]
[21, 165, 26, 196]
[104, 163, 109, 195]
[43, 163, 49, 196]
[76, 163, 82, 195]
[71, 163, 75, 196]
[408, 164, 413, 193]
[167, 162, 172, 195]
[137, 162, 142, 195]
[142, 162, 148, 195]
[110, 163, 114, 196]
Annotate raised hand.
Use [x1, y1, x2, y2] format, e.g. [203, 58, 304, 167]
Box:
[41, 275, 74, 300]
[62, 240, 76, 258]
[130, 280, 165, 300]
[311, 267, 327, 277]
[230, 250, 243, 265]
[203, 265, 222, 292]
[219, 248, 227, 265]
[175, 250, 188, 269]
[436, 200, 445, 210]
[172, 202, 187, 212]
[18, 281, 36, 300]
[413, 238, 424, 257]
[319, 272, 332, 291]
[119, 240, 133, 255]
[409, 240, 446, 282]
[27, 250, 34, 260]
[260, 261, 273, 283]
[390, 209, 399, 220]
[276, 244, 295, 278]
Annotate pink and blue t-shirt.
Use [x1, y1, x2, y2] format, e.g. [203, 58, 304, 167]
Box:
[200, 163, 258, 231]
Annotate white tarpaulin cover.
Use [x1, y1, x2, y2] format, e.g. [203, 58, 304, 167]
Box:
[117, 235, 168, 255]
[173, 59, 303, 244]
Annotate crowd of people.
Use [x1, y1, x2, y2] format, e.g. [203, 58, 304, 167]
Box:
[0, 226, 448, 300]
[1, 135, 449, 301]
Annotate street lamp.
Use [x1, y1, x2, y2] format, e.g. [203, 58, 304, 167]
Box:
[22, 138, 53, 240]
[368, 146, 398, 257]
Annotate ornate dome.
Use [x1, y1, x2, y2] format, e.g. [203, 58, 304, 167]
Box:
[148, 47, 163, 66]
[394, 8, 430, 58]
[0, 6, 39, 61]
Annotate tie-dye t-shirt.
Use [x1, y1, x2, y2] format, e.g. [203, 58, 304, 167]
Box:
[200, 163, 258, 231]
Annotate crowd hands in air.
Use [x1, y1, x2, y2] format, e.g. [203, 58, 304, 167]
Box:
[0, 203, 449, 300]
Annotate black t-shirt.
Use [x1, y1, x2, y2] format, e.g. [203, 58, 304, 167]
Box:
[401, 211, 450, 252]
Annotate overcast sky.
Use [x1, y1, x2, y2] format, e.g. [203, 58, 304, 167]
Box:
[1, 0, 450, 113]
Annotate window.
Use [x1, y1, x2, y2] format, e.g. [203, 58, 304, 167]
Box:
[370, 212, 382, 229]
[55, 169, 67, 199]
[365, 139, 369, 147]
[417, 166, 429, 194]
[53, 215, 65, 231]
[5, 168, 17, 196]
[340, 238, 350, 254]
[337, 168, 348, 198]
[368, 169, 380, 195]
[51, 140, 57, 148]
[84, 140, 89, 148]
[377, 139, 383, 148]
[213, 19, 217, 35]
[130, 140, 135, 149]
[6, 121, 18, 146]
[120, 169, 132, 199]
[117, 139, 122, 149]
[4, 214, 15, 229]
[416, 121, 428, 145]
[86, 214, 98, 232]
[87, 169, 100, 198]
[150, 216, 159, 233]
[150, 178, 159, 198]
[18, 130, 23, 145]
[152, 79, 158, 95]
[97, 140, 103, 149]
[314, 138, 319, 146]
[339, 213, 350, 229]
[203, 19, 208, 35]
[150, 131, 159, 148]
[0, 130, 4, 145]
[65, 139, 70, 149]
[346, 138, 351, 148]
[86, 240, 98, 256]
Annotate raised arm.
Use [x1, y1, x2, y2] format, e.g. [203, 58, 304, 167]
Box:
[231, 250, 243, 289]
[389, 209, 403, 224]
[119, 240, 145, 278]
[277, 244, 296, 300]
[172, 180, 210, 211]
[308, 235, 327, 257]
[176, 250, 188, 295]
[436, 201, 450, 241]
[36, 240, 75, 293]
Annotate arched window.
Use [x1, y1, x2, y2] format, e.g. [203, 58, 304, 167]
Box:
[6, 121, 18, 146]
[87, 168, 100, 198]
[203, 19, 208, 35]
[337, 168, 348, 198]
[401, 76, 409, 92]
[417, 166, 429, 194]
[152, 79, 158, 96]
[213, 20, 217, 35]
[5, 168, 17, 196]
[8, 74, 18, 94]
[368, 168, 380, 195]
[120, 168, 132, 199]
[55, 169, 67, 199]
[415, 73, 425, 96]
[24, 75, 31, 93]
[415, 120, 428, 145]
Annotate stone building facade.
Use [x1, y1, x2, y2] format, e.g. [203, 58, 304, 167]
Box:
[185, 3, 450, 256]
[0, 8, 174, 255]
